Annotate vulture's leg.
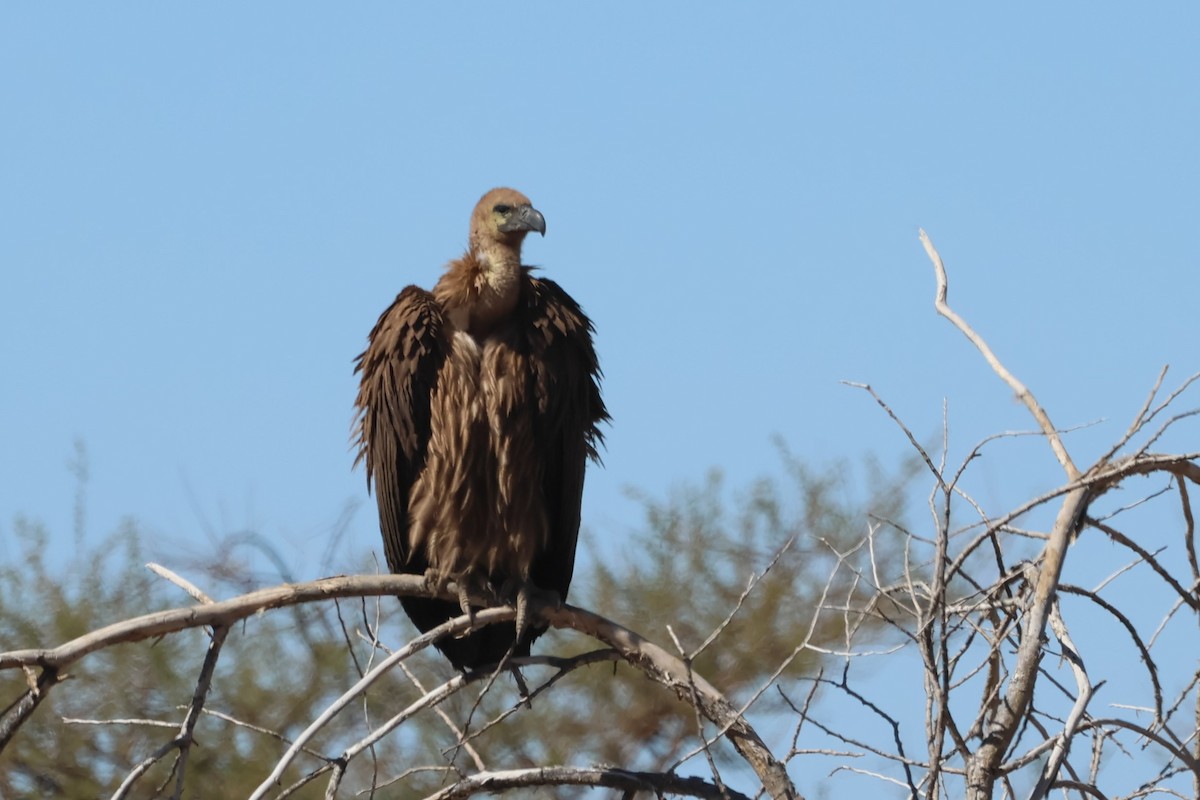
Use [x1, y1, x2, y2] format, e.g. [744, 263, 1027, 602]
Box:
[422, 569, 478, 625]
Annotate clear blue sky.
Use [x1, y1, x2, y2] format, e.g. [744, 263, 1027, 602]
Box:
[5, 3, 1195, 565]
[2, 4, 1198, 788]
[3, 2, 1198, 571]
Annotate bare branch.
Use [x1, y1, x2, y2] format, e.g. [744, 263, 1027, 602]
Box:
[1085, 517, 1200, 614]
[145, 562, 215, 604]
[1059, 583, 1161, 722]
[668, 625, 731, 800]
[690, 536, 795, 660]
[919, 228, 1078, 480]
[447, 650, 620, 753]
[197, 708, 331, 762]
[422, 765, 753, 800]
[842, 381, 944, 490]
[541, 600, 801, 800]
[1100, 364, 1170, 463]
[399, 662, 486, 773]
[0, 574, 431, 672]
[0, 666, 62, 752]
[63, 717, 177, 729]
[108, 568, 228, 800]
[1026, 600, 1096, 799]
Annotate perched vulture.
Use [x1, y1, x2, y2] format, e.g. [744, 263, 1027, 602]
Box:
[353, 188, 607, 670]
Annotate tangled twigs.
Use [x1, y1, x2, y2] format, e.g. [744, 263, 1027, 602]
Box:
[908, 231, 1200, 800]
[0, 573, 800, 800]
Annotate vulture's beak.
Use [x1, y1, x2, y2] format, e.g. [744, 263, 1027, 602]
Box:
[501, 204, 547, 237]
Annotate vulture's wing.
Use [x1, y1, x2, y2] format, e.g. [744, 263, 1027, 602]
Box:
[353, 286, 448, 574]
[522, 274, 608, 607]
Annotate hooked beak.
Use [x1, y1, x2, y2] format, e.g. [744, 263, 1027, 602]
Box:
[500, 204, 546, 237]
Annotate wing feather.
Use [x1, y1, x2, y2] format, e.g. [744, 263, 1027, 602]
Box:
[353, 286, 448, 573]
[520, 273, 608, 606]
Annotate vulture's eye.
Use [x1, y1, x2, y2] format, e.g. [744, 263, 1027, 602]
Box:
[494, 204, 512, 214]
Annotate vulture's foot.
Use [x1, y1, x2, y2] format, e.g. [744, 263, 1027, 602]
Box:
[499, 579, 561, 645]
[454, 573, 505, 629]
[422, 569, 479, 626]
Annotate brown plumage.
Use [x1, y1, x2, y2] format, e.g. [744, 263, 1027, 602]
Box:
[353, 188, 607, 670]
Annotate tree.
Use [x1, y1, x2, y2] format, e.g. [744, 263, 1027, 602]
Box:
[0, 449, 908, 798]
[798, 233, 1200, 799]
[1, 232, 1196, 799]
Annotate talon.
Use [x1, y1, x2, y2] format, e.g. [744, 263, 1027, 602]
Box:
[514, 585, 530, 643]
[497, 578, 548, 646]
[456, 582, 476, 625]
[512, 667, 532, 707]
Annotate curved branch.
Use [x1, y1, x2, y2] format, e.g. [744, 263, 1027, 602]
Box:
[0, 574, 430, 672]
[1084, 517, 1200, 614]
[942, 452, 1200, 590]
[538, 599, 801, 800]
[1059, 583, 1162, 721]
[919, 229, 1078, 480]
[0, 667, 61, 753]
[1028, 599, 1097, 799]
[1075, 717, 1200, 775]
[424, 765, 753, 800]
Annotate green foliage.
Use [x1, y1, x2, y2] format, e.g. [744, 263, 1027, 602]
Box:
[1, 518, 176, 796]
[0, 518, 414, 797]
[0, 450, 914, 797]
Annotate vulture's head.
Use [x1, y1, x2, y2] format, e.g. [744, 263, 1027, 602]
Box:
[469, 187, 546, 256]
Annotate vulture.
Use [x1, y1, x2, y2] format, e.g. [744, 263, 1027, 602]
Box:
[353, 188, 607, 670]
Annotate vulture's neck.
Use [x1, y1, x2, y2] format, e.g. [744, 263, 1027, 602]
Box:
[435, 243, 524, 338]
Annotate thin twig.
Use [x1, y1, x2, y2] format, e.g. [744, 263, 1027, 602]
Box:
[691, 537, 795, 659]
[400, 662, 486, 773]
[146, 562, 215, 604]
[669, 625, 730, 800]
[248, 606, 515, 800]
[111, 569, 225, 800]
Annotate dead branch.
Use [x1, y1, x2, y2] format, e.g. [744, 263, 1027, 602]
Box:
[422, 765, 753, 800]
[538, 599, 800, 800]
[0, 574, 430, 673]
[841, 230, 1200, 800]
[919, 229, 1077, 480]
[0, 666, 62, 754]
[1028, 599, 1096, 799]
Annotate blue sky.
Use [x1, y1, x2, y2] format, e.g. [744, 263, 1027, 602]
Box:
[4, 0, 1198, 584]
[2, 3, 1198, 789]
[4, 4, 1195, 564]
